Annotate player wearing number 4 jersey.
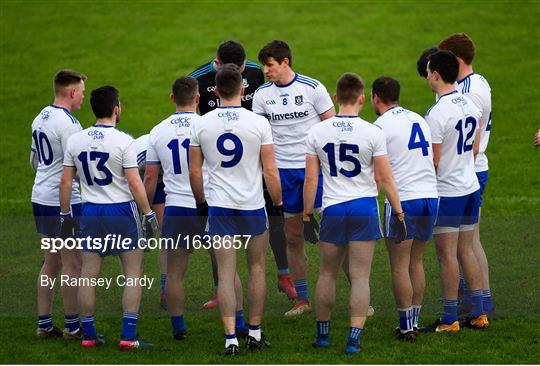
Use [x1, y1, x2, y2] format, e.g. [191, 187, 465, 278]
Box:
[60, 86, 158, 350]
[253, 40, 336, 317]
[372, 77, 438, 341]
[424, 51, 488, 332]
[31, 70, 86, 340]
[189, 64, 282, 356]
[304, 73, 406, 354]
[439, 33, 495, 318]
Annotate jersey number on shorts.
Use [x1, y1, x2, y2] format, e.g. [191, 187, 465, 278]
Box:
[408, 123, 430, 156]
[455, 117, 477, 155]
[78, 151, 113, 186]
[167, 138, 190, 174]
[32, 130, 53, 165]
[322, 143, 361, 177]
[217, 133, 243, 168]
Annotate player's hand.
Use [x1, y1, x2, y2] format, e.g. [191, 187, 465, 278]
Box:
[303, 213, 319, 244]
[391, 212, 407, 244]
[142, 210, 159, 240]
[196, 201, 209, 217]
[59, 211, 78, 239]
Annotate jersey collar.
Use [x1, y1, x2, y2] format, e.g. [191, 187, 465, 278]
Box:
[275, 73, 298, 88]
[457, 72, 475, 84]
[93, 124, 114, 128]
[335, 115, 359, 118]
[438, 90, 458, 99]
[174, 111, 195, 114]
[50, 104, 72, 115]
[217, 106, 242, 109]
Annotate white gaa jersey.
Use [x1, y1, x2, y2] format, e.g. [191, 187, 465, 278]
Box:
[306, 116, 387, 209]
[134, 134, 164, 183]
[63, 125, 138, 204]
[252, 73, 334, 169]
[457, 73, 492, 172]
[374, 106, 438, 201]
[425, 91, 481, 197]
[31, 105, 82, 206]
[190, 106, 273, 210]
[146, 112, 201, 208]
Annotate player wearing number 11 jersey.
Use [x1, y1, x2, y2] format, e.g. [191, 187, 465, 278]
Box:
[424, 51, 487, 332]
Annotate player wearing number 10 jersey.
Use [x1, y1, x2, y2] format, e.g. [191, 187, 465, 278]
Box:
[424, 51, 487, 332]
[31, 70, 86, 340]
[372, 76, 438, 341]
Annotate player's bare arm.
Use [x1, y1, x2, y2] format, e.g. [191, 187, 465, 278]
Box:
[59, 166, 76, 213]
[143, 163, 160, 205]
[374, 155, 403, 215]
[432, 143, 441, 168]
[125, 167, 152, 214]
[302, 154, 320, 217]
[260, 144, 282, 205]
[188, 146, 205, 203]
[319, 107, 336, 121]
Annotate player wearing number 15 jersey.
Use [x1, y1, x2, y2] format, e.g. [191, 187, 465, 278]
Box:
[31, 70, 86, 340]
[304, 73, 405, 354]
[424, 51, 487, 332]
[189, 64, 282, 355]
[372, 76, 438, 341]
[60, 86, 157, 349]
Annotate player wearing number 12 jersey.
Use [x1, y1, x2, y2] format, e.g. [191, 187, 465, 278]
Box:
[372, 76, 438, 341]
[189, 64, 282, 355]
[424, 51, 487, 332]
[31, 70, 86, 340]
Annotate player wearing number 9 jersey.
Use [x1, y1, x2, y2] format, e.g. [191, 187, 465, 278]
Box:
[60, 86, 156, 349]
[424, 51, 488, 332]
[31, 70, 86, 340]
[372, 76, 438, 340]
[189, 64, 282, 355]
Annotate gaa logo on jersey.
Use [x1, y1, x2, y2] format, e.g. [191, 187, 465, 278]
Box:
[218, 110, 239, 122]
[295, 95, 303, 106]
[171, 117, 191, 127]
[41, 110, 51, 120]
[88, 130, 105, 139]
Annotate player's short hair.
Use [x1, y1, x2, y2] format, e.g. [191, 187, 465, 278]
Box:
[258, 40, 293, 66]
[172, 77, 198, 106]
[427, 50, 459, 84]
[53, 69, 87, 96]
[216, 64, 242, 100]
[417, 46, 438, 78]
[336, 72, 364, 105]
[372, 76, 400, 104]
[438, 33, 475, 65]
[90, 85, 120, 119]
[217, 41, 246, 67]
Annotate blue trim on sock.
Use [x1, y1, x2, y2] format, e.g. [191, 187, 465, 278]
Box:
[38, 314, 53, 330]
[294, 279, 309, 301]
[171, 315, 186, 333]
[277, 268, 290, 276]
[122, 312, 138, 340]
[81, 315, 96, 339]
[64, 314, 79, 332]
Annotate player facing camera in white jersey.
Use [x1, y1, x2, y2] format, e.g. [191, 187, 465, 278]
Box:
[439, 33, 495, 318]
[31, 69, 86, 340]
[372, 76, 438, 341]
[189, 64, 282, 356]
[424, 51, 488, 332]
[59, 85, 158, 350]
[304, 73, 406, 354]
[253, 40, 336, 317]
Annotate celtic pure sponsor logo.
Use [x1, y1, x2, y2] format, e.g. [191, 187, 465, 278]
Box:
[170, 116, 191, 127]
[218, 110, 239, 121]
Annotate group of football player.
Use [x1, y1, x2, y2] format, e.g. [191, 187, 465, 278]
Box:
[30, 33, 494, 355]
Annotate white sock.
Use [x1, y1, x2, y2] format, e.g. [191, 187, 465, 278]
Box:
[225, 335, 238, 347]
[248, 326, 261, 341]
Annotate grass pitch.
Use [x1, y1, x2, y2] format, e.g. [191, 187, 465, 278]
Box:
[1, 0, 539, 363]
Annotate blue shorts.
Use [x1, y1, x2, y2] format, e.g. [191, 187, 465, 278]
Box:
[279, 168, 322, 214]
[207, 206, 268, 237]
[320, 197, 382, 245]
[162, 206, 199, 249]
[384, 198, 438, 242]
[32, 203, 82, 237]
[476, 171, 488, 206]
[435, 190, 481, 228]
[152, 182, 166, 205]
[79, 201, 142, 256]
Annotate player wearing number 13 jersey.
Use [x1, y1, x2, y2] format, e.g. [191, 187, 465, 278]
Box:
[424, 51, 487, 332]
